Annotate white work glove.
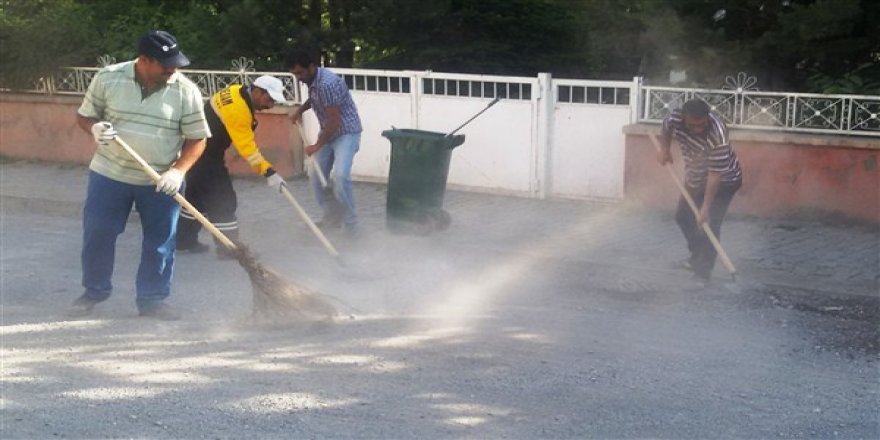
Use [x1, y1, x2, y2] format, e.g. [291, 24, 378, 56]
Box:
[156, 168, 185, 195]
[90, 121, 117, 146]
[265, 169, 286, 192]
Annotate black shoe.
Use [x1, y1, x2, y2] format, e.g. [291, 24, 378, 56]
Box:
[139, 304, 181, 321]
[68, 295, 100, 317]
[177, 241, 210, 253]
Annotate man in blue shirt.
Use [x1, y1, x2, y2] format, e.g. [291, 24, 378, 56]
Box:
[286, 48, 363, 236]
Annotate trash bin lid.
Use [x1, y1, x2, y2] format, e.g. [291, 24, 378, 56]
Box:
[381, 128, 465, 149]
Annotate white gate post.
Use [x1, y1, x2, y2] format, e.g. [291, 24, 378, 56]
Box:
[631, 76, 643, 123]
[534, 72, 554, 199]
[410, 70, 424, 129]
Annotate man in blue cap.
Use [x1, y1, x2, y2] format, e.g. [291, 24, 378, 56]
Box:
[71, 30, 211, 320]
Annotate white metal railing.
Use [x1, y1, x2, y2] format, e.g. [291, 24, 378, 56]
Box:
[32, 66, 305, 103]
[12, 65, 880, 137]
[640, 85, 880, 136]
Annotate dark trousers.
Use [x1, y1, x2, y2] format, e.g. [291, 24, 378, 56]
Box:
[675, 180, 741, 280]
[177, 157, 238, 246]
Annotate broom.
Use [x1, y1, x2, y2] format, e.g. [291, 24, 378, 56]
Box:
[113, 135, 336, 320]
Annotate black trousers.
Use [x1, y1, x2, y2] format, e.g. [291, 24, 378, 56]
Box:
[177, 157, 238, 247]
[675, 180, 741, 280]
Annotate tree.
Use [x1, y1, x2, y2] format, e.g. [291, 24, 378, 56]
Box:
[0, 0, 875, 92]
[0, 0, 97, 89]
[632, 0, 880, 91]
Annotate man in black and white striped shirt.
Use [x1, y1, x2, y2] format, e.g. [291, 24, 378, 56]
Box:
[660, 99, 743, 286]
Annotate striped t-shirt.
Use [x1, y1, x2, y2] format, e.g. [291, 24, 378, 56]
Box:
[661, 110, 742, 188]
[77, 60, 210, 185]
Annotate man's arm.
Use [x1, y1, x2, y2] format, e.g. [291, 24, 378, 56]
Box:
[291, 99, 312, 125]
[658, 116, 675, 165]
[305, 105, 341, 156]
[658, 130, 673, 165]
[171, 138, 207, 173]
[76, 114, 99, 135]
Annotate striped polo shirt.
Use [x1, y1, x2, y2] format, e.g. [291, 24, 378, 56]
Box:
[77, 60, 210, 185]
[662, 110, 742, 188]
[308, 67, 362, 137]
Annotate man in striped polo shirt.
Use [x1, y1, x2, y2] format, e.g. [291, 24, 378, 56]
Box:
[71, 30, 210, 320]
[286, 47, 363, 237]
[660, 99, 743, 287]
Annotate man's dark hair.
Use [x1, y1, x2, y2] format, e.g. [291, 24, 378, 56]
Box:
[681, 99, 710, 117]
[284, 47, 319, 70]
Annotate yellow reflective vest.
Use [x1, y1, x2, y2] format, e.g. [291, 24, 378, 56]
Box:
[209, 85, 272, 176]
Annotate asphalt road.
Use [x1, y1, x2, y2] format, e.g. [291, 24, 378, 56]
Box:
[1, 165, 878, 439]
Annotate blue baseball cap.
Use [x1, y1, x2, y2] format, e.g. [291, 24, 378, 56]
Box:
[137, 30, 190, 68]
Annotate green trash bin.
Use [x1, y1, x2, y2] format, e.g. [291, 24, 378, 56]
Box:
[381, 128, 466, 234]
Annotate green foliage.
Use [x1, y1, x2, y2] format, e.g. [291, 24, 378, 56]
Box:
[0, 0, 98, 89]
[352, 0, 584, 76]
[0, 0, 876, 91]
[807, 63, 880, 94]
[635, 0, 879, 90]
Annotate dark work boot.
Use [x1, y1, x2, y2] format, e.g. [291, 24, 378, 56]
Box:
[176, 217, 205, 252]
[177, 240, 210, 253]
[68, 294, 102, 317]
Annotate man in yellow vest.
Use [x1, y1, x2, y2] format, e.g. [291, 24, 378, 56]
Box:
[177, 75, 287, 259]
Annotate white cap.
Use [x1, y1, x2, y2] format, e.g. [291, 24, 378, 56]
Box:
[253, 75, 286, 103]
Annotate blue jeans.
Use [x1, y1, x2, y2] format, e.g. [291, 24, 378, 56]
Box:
[311, 132, 361, 226]
[81, 171, 181, 311]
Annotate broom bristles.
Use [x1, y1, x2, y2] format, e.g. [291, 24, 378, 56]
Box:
[231, 244, 337, 320]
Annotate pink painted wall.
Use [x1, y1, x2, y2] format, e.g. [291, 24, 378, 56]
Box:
[0, 94, 304, 178]
[624, 125, 880, 224]
[3, 94, 877, 223]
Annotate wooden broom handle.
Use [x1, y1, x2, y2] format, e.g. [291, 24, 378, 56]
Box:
[295, 122, 328, 188]
[113, 136, 237, 250]
[279, 185, 339, 258]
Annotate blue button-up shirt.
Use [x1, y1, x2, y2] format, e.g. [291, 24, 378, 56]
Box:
[308, 67, 362, 137]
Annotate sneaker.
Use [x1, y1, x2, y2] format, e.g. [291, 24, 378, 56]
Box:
[314, 219, 341, 230]
[177, 241, 210, 253]
[68, 295, 100, 317]
[684, 275, 711, 291]
[343, 223, 361, 240]
[672, 258, 693, 271]
[315, 213, 343, 230]
[138, 304, 181, 321]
